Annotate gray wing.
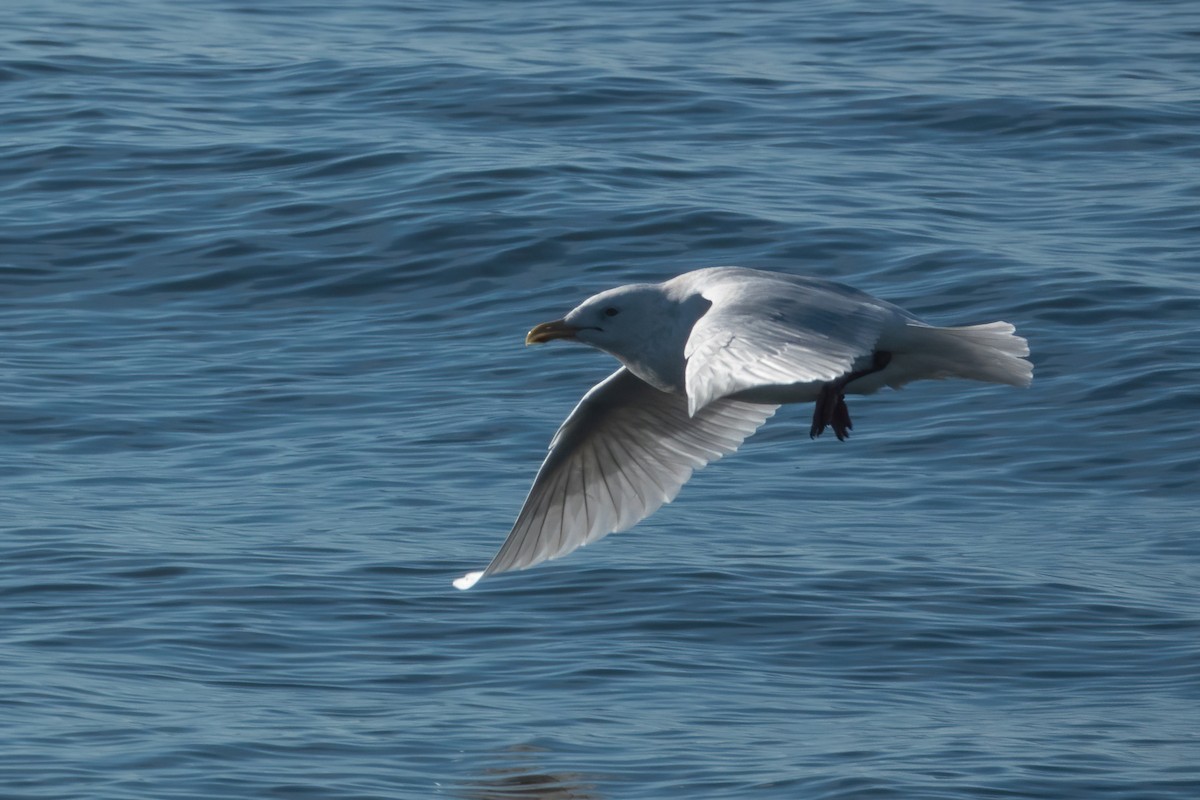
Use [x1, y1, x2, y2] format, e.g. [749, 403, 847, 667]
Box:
[683, 272, 901, 415]
[453, 367, 777, 589]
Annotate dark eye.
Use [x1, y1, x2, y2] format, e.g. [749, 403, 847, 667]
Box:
[603, 307, 619, 317]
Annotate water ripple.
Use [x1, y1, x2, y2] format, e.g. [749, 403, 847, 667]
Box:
[3, 0, 1199, 798]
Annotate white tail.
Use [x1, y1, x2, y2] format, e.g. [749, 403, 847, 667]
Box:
[891, 321, 1033, 389]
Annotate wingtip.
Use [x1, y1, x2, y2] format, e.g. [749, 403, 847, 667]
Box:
[453, 571, 484, 591]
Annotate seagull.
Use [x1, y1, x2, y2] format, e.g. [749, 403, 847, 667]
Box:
[454, 266, 1032, 590]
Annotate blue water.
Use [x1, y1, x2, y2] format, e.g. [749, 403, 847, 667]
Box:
[3, 1, 1199, 797]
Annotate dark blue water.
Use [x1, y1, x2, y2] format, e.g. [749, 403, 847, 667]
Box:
[3, 1, 1199, 797]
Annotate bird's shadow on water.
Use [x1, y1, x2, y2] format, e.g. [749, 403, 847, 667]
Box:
[451, 743, 605, 799]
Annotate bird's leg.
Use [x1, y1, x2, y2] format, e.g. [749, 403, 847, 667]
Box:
[810, 384, 843, 440]
[810, 351, 893, 441]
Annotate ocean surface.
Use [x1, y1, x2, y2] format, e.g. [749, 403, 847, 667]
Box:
[3, 1, 1198, 798]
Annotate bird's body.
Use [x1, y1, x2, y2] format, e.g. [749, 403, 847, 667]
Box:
[454, 267, 1031, 590]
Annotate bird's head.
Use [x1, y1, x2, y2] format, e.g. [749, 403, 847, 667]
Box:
[525, 283, 707, 392]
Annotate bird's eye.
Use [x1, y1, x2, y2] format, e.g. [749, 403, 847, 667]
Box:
[603, 307, 619, 317]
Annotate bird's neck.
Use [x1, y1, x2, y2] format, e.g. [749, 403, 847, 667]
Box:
[610, 293, 710, 394]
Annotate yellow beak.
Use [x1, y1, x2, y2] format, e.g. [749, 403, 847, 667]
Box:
[525, 319, 580, 345]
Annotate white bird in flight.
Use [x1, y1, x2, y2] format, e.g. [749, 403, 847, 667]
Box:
[454, 267, 1032, 590]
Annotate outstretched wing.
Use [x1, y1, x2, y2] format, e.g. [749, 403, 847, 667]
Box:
[683, 271, 900, 415]
[454, 367, 776, 589]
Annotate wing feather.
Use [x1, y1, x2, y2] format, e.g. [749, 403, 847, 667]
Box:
[682, 272, 903, 415]
[455, 367, 776, 588]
